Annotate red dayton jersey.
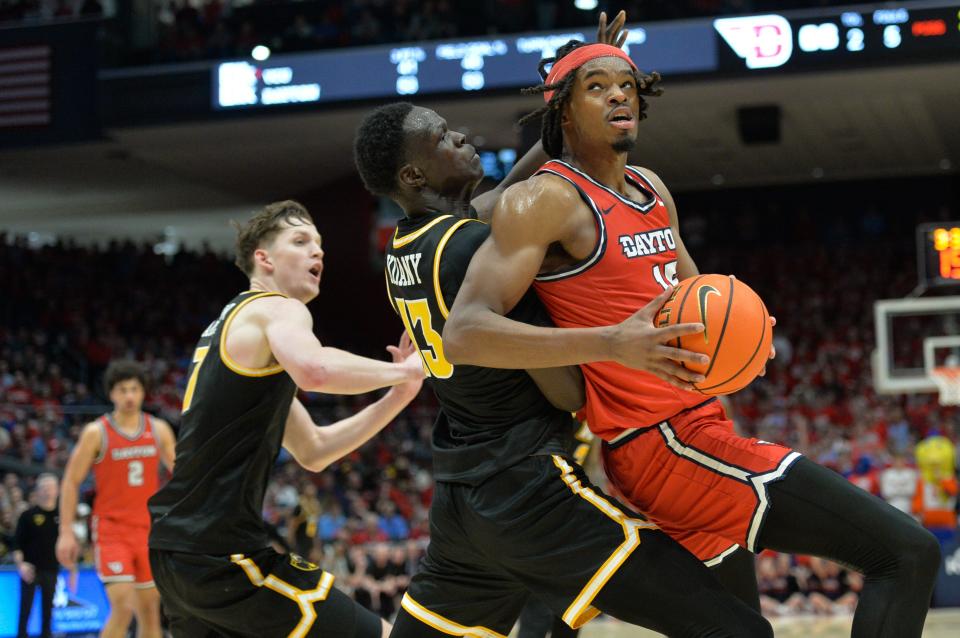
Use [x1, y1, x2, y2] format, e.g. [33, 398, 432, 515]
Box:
[91, 414, 160, 529]
[532, 160, 704, 441]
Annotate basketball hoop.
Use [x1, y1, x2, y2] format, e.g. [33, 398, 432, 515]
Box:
[931, 367, 960, 405]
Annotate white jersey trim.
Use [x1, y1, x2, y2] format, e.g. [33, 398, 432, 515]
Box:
[549, 160, 657, 213]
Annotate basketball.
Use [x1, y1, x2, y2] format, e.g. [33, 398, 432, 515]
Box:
[655, 274, 772, 395]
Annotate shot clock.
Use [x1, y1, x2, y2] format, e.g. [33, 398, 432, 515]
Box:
[918, 222, 960, 288]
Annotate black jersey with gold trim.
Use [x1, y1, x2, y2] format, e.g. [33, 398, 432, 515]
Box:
[148, 291, 297, 554]
[386, 212, 573, 485]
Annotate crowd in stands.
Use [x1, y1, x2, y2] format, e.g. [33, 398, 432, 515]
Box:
[1, 0, 872, 66]
[0, 0, 105, 22]
[1, 182, 957, 618]
[139, 0, 869, 64]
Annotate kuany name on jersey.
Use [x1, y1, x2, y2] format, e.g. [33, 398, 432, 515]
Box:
[387, 253, 424, 287]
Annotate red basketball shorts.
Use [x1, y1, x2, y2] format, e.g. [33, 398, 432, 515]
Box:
[92, 517, 154, 587]
[600, 399, 802, 565]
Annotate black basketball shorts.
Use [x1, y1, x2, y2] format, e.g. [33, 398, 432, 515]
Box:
[150, 547, 382, 638]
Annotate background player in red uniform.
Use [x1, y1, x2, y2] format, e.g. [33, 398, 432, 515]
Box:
[57, 360, 176, 638]
[443, 41, 941, 637]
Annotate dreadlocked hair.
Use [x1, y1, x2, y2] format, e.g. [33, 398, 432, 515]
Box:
[518, 40, 663, 158]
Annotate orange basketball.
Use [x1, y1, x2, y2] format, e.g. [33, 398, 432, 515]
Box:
[655, 274, 773, 396]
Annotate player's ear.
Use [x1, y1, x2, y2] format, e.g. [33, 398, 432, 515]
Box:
[253, 247, 273, 273]
[398, 163, 426, 190]
[560, 101, 572, 127]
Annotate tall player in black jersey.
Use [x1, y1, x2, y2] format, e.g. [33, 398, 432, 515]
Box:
[148, 201, 424, 638]
[354, 105, 773, 638]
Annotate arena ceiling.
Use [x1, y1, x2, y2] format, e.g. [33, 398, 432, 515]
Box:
[1, 60, 957, 248]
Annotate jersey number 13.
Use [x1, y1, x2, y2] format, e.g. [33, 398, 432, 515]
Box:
[394, 298, 453, 379]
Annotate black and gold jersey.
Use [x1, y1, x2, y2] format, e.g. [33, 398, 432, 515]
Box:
[148, 291, 297, 554]
[386, 212, 573, 485]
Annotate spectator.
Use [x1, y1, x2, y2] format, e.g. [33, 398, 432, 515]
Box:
[201, 0, 224, 28]
[52, 0, 72, 18]
[845, 455, 879, 496]
[318, 501, 347, 543]
[351, 512, 388, 545]
[346, 545, 373, 608]
[389, 544, 411, 594]
[366, 543, 398, 618]
[319, 538, 352, 585]
[879, 449, 919, 516]
[757, 552, 805, 617]
[804, 557, 859, 615]
[78, 0, 102, 17]
[283, 14, 317, 51]
[13, 474, 60, 638]
[288, 482, 322, 558]
[376, 498, 408, 541]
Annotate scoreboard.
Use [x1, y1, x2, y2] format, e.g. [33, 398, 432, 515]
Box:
[918, 222, 960, 287]
[715, 2, 960, 70]
[213, 1, 960, 110]
[214, 22, 716, 109]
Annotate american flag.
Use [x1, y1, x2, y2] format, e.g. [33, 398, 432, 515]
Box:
[0, 45, 51, 129]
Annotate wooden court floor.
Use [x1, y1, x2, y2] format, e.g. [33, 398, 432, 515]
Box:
[574, 608, 960, 637]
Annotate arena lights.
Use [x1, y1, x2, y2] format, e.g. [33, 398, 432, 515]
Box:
[251, 45, 270, 62]
[574, 0, 599, 10]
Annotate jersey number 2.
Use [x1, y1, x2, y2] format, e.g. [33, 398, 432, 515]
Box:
[128, 460, 144, 487]
[394, 298, 453, 379]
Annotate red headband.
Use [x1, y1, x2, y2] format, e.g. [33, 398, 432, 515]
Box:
[542, 43, 638, 103]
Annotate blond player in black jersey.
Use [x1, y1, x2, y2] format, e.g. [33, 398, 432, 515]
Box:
[149, 201, 423, 638]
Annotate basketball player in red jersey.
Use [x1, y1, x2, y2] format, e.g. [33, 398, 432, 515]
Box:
[57, 360, 176, 638]
[444, 40, 940, 636]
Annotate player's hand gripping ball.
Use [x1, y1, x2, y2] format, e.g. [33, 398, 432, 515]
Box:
[656, 274, 773, 395]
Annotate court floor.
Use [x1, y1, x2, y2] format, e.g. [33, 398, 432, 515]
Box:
[576, 608, 960, 637]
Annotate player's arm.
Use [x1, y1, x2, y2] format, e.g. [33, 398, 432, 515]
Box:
[282, 341, 422, 472]
[12, 512, 34, 583]
[262, 297, 423, 394]
[443, 178, 708, 387]
[153, 418, 176, 472]
[527, 366, 585, 412]
[446, 177, 613, 368]
[57, 423, 100, 569]
[513, 295, 586, 412]
[436, 221, 585, 411]
[636, 167, 699, 280]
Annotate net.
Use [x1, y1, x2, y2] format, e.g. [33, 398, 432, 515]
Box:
[931, 366, 960, 406]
